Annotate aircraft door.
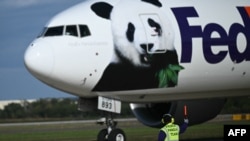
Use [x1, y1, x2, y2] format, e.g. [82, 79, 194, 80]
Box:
[139, 14, 166, 54]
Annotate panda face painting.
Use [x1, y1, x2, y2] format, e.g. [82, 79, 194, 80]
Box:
[126, 19, 163, 65]
[91, 0, 184, 91]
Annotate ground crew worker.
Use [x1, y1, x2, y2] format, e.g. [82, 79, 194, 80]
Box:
[158, 114, 189, 141]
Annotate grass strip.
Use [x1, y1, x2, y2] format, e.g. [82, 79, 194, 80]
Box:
[0, 120, 249, 141]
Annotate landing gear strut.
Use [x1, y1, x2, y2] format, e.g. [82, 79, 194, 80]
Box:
[97, 113, 126, 141]
[78, 96, 126, 141]
[96, 96, 126, 141]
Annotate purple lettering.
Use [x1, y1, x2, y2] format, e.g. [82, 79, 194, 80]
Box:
[203, 23, 228, 64]
[228, 7, 250, 63]
[172, 7, 250, 64]
[171, 7, 202, 63]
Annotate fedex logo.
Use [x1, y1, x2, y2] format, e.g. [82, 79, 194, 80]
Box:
[172, 7, 250, 64]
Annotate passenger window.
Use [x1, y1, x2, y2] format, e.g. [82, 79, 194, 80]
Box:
[66, 25, 78, 37]
[44, 26, 64, 36]
[79, 25, 91, 37]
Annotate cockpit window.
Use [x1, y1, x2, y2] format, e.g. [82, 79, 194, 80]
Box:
[65, 25, 78, 37]
[44, 26, 64, 36]
[40, 25, 91, 38]
[79, 25, 91, 37]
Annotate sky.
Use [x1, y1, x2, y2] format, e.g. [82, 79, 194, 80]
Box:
[0, 0, 85, 100]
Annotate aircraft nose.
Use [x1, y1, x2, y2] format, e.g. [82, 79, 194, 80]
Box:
[24, 41, 54, 78]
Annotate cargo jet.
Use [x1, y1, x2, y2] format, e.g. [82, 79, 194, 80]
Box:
[24, 0, 250, 140]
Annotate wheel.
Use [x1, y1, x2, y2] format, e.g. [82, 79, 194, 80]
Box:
[97, 129, 108, 141]
[108, 128, 126, 141]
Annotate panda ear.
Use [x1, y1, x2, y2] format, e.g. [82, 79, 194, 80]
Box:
[91, 2, 113, 19]
[141, 0, 162, 7]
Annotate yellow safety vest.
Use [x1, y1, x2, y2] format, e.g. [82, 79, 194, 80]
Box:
[160, 123, 180, 141]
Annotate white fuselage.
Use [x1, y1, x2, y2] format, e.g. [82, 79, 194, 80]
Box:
[24, 0, 250, 102]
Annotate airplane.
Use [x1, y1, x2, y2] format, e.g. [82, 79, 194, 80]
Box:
[24, 0, 250, 141]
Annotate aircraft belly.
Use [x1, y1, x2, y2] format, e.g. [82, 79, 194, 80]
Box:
[97, 87, 250, 103]
[96, 63, 250, 102]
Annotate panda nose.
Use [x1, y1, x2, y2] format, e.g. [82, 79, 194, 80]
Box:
[140, 43, 154, 52]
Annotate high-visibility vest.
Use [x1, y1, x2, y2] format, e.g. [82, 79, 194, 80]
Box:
[160, 123, 180, 141]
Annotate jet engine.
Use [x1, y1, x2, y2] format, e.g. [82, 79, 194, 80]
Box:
[130, 98, 226, 128]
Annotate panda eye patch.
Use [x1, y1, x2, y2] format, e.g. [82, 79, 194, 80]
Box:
[126, 22, 135, 42]
[148, 18, 162, 36]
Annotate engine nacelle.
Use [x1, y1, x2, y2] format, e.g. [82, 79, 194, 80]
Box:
[130, 98, 226, 128]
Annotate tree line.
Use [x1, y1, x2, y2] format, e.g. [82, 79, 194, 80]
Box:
[0, 96, 249, 120]
[0, 98, 133, 120]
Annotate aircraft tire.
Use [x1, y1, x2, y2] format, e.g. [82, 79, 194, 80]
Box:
[97, 129, 108, 141]
[108, 128, 126, 141]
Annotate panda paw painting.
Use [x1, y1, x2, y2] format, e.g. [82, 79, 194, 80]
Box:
[91, 0, 184, 91]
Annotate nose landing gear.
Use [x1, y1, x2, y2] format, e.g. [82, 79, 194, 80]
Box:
[96, 96, 126, 141]
[97, 115, 126, 141]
